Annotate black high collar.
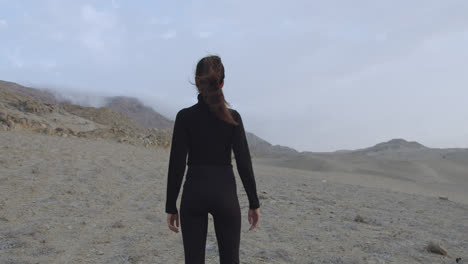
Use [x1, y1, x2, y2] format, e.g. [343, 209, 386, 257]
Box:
[197, 93, 209, 109]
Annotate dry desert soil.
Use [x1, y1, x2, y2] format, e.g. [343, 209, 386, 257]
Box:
[0, 131, 467, 264]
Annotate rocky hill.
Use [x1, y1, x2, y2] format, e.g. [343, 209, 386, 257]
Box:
[62, 104, 147, 134]
[0, 80, 173, 128]
[356, 138, 428, 154]
[245, 132, 300, 158]
[0, 80, 65, 105]
[0, 85, 172, 148]
[105, 96, 173, 129]
[0, 80, 300, 157]
[340, 138, 468, 161]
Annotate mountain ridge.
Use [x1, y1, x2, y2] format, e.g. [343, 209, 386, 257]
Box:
[0, 80, 298, 157]
[2, 80, 466, 156]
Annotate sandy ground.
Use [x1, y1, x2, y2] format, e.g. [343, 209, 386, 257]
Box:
[258, 155, 468, 206]
[0, 131, 467, 264]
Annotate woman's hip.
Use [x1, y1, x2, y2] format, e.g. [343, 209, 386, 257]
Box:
[185, 164, 236, 186]
[181, 164, 238, 204]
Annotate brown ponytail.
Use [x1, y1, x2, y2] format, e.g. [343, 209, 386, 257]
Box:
[194, 55, 239, 125]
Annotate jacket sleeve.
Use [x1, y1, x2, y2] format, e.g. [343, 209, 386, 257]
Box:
[232, 110, 260, 210]
[165, 109, 189, 214]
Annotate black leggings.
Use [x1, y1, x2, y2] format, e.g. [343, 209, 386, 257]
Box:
[180, 164, 241, 264]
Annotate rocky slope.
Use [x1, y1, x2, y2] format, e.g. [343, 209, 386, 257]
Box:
[0, 85, 171, 149]
[105, 96, 173, 129]
[0, 80, 301, 157]
[246, 132, 300, 158]
[0, 80, 64, 105]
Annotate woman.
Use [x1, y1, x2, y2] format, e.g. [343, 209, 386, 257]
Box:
[165, 55, 261, 263]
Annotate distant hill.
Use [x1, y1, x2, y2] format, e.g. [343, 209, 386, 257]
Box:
[0, 80, 299, 157]
[62, 104, 147, 135]
[0, 80, 173, 130]
[105, 96, 173, 129]
[334, 138, 468, 162]
[0, 83, 172, 148]
[245, 132, 300, 158]
[3, 80, 467, 160]
[0, 80, 66, 105]
[354, 138, 428, 155]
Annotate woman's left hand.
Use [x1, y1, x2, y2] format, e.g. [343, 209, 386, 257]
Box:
[167, 213, 179, 233]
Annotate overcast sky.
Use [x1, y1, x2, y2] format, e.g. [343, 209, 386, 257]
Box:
[1, 0, 467, 151]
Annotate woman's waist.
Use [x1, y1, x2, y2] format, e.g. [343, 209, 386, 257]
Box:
[186, 163, 234, 177]
[188, 163, 233, 169]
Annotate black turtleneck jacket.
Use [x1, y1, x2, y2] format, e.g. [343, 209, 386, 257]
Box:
[165, 93, 260, 214]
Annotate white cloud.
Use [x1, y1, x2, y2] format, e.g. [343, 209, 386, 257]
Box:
[79, 4, 120, 53]
[197, 31, 213, 39]
[49, 31, 65, 42]
[0, 19, 7, 29]
[161, 30, 177, 40]
[375, 32, 388, 41]
[39, 61, 57, 70]
[111, 0, 121, 9]
[281, 18, 294, 27]
[7, 54, 23, 68]
[81, 4, 116, 28]
[81, 31, 104, 51]
[149, 17, 172, 25]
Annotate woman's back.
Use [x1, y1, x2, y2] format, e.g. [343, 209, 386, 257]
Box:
[165, 93, 260, 215]
[184, 93, 236, 166]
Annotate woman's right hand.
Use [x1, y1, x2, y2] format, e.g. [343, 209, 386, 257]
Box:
[248, 208, 260, 231]
[167, 213, 179, 233]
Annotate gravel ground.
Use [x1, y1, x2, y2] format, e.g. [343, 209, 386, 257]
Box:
[0, 131, 466, 264]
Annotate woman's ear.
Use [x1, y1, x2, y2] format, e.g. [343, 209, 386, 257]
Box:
[220, 80, 224, 89]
